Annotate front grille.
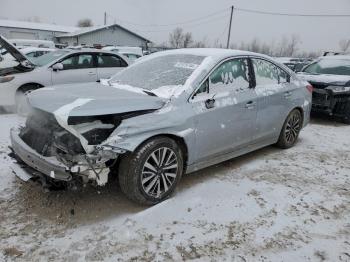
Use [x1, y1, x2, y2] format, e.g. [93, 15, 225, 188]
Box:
[312, 92, 329, 105]
[20, 109, 85, 156]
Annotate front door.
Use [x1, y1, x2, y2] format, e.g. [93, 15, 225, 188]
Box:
[191, 57, 257, 163]
[51, 53, 97, 85]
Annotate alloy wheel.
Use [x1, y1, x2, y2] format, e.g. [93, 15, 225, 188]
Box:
[141, 147, 178, 198]
[285, 112, 301, 144]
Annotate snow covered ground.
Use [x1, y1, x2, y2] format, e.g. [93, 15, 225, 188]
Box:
[0, 113, 349, 261]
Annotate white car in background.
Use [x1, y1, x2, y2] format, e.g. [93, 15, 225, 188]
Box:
[102, 46, 143, 62]
[0, 36, 129, 113]
[0, 46, 55, 68]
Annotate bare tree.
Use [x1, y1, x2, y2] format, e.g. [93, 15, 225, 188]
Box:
[169, 28, 185, 48]
[183, 32, 193, 48]
[339, 39, 350, 52]
[285, 34, 301, 57]
[77, 18, 93, 27]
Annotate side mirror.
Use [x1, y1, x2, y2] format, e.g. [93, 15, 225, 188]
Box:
[52, 63, 63, 71]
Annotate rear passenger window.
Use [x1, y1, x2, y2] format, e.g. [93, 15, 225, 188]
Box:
[252, 58, 289, 85]
[98, 54, 127, 68]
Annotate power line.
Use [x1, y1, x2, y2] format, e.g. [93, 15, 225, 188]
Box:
[112, 13, 230, 33]
[235, 7, 350, 17]
[107, 8, 230, 28]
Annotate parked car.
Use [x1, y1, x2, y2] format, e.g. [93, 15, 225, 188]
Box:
[0, 36, 129, 113]
[102, 46, 143, 62]
[274, 57, 313, 72]
[9, 39, 55, 48]
[20, 47, 56, 59]
[298, 55, 350, 123]
[10, 48, 312, 205]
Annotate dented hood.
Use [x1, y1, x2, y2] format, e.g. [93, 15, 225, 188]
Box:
[28, 82, 166, 116]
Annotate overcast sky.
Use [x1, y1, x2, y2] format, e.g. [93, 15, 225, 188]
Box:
[1, 0, 349, 52]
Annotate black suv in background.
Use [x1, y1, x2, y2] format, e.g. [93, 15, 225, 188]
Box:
[298, 55, 350, 123]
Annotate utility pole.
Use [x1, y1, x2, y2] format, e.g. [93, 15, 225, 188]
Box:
[226, 5, 234, 49]
[104, 12, 107, 25]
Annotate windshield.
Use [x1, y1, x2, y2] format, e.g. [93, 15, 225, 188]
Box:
[30, 50, 69, 66]
[109, 54, 205, 90]
[303, 58, 350, 76]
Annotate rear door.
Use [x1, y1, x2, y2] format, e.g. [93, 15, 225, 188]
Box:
[96, 53, 128, 79]
[51, 53, 97, 85]
[251, 57, 293, 141]
[191, 57, 257, 163]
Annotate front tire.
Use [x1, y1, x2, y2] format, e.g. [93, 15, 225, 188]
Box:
[276, 109, 302, 149]
[118, 137, 184, 205]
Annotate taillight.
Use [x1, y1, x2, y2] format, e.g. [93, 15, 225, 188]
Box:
[306, 84, 313, 93]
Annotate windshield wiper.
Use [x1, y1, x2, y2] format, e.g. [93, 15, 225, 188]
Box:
[143, 90, 158, 97]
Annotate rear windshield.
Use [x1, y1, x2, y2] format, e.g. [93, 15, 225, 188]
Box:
[109, 54, 205, 90]
[31, 50, 69, 66]
[303, 58, 350, 76]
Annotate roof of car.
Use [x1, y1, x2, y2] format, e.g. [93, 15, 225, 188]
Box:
[320, 55, 350, 60]
[156, 48, 262, 58]
[19, 47, 56, 53]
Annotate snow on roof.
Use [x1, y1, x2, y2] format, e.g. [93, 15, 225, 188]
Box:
[0, 19, 78, 33]
[56, 24, 151, 42]
[148, 48, 265, 60]
[321, 55, 350, 60]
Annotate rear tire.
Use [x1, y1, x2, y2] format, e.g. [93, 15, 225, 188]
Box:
[276, 109, 302, 149]
[341, 101, 350, 124]
[118, 137, 184, 205]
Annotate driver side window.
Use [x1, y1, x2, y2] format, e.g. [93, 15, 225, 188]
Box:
[194, 58, 251, 96]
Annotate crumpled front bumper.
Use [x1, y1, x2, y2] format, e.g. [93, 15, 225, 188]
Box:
[10, 128, 72, 181]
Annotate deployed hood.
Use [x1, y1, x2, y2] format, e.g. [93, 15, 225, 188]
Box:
[28, 82, 166, 116]
[297, 72, 350, 86]
[0, 36, 34, 68]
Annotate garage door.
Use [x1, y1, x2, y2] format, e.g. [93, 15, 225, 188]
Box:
[9, 31, 36, 40]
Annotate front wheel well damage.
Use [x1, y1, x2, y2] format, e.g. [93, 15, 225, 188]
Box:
[110, 134, 189, 179]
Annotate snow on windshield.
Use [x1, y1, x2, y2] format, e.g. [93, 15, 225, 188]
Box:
[109, 54, 205, 91]
[303, 58, 350, 76]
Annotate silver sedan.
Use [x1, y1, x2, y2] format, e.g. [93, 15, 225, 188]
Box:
[10, 48, 312, 205]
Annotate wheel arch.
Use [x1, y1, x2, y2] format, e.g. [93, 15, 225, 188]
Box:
[16, 82, 45, 94]
[119, 133, 190, 171]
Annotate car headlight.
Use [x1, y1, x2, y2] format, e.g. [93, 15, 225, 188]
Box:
[0, 75, 15, 83]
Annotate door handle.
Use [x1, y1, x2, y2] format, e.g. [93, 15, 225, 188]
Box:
[245, 101, 256, 109]
[205, 98, 215, 109]
[88, 72, 96, 75]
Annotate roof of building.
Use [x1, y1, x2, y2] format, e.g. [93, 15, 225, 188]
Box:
[0, 19, 78, 33]
[56, 24, 151, 43]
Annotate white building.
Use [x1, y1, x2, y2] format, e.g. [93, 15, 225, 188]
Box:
[0, 19, 77, 41]
[0, 20, 152, 49]
[56, 24, 151, 49]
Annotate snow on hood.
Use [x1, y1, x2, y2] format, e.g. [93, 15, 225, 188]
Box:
[28, 82, 166, 116]
[297, 72, 350, 86]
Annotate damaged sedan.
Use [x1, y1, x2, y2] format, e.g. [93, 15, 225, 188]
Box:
[298, 55, 350, 123]
[10, 49, 312, 205]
